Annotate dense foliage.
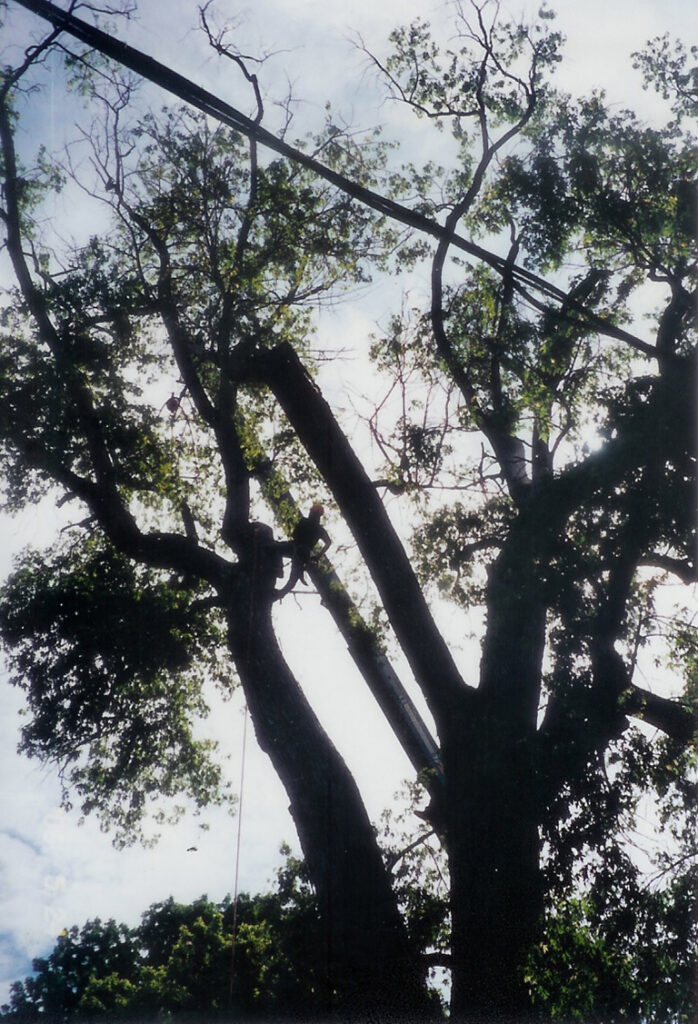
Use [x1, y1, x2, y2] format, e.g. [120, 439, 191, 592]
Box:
[0, 2, 695, 1020]
[0, 850, 326, 1021]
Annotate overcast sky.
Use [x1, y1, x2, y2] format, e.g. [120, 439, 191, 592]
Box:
[1, 0, 697, 1004]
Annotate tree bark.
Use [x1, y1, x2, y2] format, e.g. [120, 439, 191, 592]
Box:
[446, 731, 542, 1023]
[251, 341, 470, 719]
[222, 550, 434, 1019]
[444, 514, 548, 1022]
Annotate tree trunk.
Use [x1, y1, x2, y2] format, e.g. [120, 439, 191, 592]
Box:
[223, 559, 434, 1020]
[445, 712, 543, 1023]
[445, 530, 548, 1022]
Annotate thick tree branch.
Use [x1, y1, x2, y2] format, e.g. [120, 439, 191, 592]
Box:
[255, 462, 444, 785]
[656, 282, 694, 372]
[310, 559, 446, 783]
[421, 951, 453, 968]
[249, 343, 472, 723]
[624, 684, 696, 745]
[477, 511, 547, 730]
[640, 554, 697, 583]
[16, 430, 232, 585]
[548, 353, 695, 524]
[121, 200, 251, 545]
[0, 95, 133, 514]
[224, 590, 433, 1016]
[432, 233, 533, 504]
[1, 93, 234, 590]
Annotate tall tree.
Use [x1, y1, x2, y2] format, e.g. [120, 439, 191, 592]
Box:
[2, 850, 328, 1021]
[0, 3, 695, 1021]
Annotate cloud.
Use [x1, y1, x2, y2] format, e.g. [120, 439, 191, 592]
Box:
[0, 672, 295, 1004]
[0, 829, 44, 860]
[1, 0, 696, 1009]
[0, 930, 38, 1003]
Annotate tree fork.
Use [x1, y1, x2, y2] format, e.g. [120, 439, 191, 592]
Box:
[252, 341, 471, 723]
[223, 564, 435, 1019]
[252, 460, 445, 787]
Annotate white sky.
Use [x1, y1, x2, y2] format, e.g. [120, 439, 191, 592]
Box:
[1, 0, 697, 1004]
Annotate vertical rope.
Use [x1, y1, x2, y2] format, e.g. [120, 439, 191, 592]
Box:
[228, 700, 249, 1003]
[228, 528, 259, 999]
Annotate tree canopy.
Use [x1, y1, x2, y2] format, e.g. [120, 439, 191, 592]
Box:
[0, 2, 696, 1021]
[1, 848, 328, 1021]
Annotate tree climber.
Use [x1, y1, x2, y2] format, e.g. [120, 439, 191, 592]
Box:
[274, 504, 330, 600]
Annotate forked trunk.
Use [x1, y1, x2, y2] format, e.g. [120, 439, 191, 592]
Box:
[225, 570, 434, 1020]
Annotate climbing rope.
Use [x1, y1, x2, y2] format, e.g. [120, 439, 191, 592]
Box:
[228, 525, 261, 1000]
[228, 699, 249, 1002]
